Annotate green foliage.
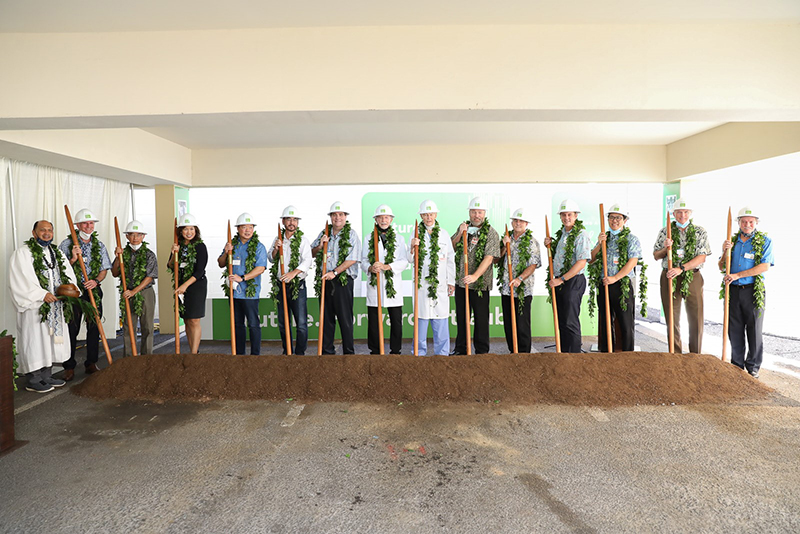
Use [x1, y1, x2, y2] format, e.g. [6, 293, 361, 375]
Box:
[367, 225, 397, 299]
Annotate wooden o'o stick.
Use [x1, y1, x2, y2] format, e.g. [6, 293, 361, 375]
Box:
[114, 217, 138, 356]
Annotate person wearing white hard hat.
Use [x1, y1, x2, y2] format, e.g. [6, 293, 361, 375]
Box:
[718, 207, 774, 378]
[169, 214, 208, 353]
[653, 198, 711, 354]
[9, 220, 77, 392]
[408, 200, 456, 356]
[496, 208, 541, 353]
[268, 206, 313, 355]
[451, 196, 501, 354]
[111, 220, 158, 356]
[311, 201, 361, 354]
[217, 212, 267, 355]
[361, 204, 409, 354]
[588, 204, 644, 352]
[58, 208, 113, 380]
[544, 199, 592, 353]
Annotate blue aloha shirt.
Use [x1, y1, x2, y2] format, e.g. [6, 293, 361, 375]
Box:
[552, 227, 592, 277]
[597, 232, 642, 279]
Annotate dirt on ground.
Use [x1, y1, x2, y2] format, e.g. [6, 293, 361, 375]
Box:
[72, 352, 773, 406]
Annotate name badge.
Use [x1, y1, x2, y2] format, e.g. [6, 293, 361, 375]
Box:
[612, 256, 619, 265]
[438, 253, 446, 261]
[470, 236, 479, 246]
[744, 252, 755, 260]
[232, 259, 241, 266]
[676, 248, 685, 259]
[179, 262, 188, 268]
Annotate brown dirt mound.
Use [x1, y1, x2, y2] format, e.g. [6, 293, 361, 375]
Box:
[72, 352, 773, 406]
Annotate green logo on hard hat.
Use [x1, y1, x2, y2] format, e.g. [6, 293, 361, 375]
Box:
[133, 225, 139, 230]
[335, 205, 341, 210]
[515, 212, 522, 217]
[680, 202, 686, 207]
[560, 205, 566, 210]
[289, 211, 294, 215]
[85, 214, 91, 219]
[746, 210, 752, 214]
[246, 218, 251, 222]
[381, 209, 386, 213]
[475, 202, 480, 207]
[184, 218, 190, 223]
[426, 206, 431, 211]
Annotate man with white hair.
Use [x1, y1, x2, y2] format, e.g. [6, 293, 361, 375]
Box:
[653, 198, 711, 354]
[719, 207, 774, 378]
[269, 206, 313, 355]
[59, 208, 112, 380]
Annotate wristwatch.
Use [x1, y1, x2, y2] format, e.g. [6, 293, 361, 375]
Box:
[680, 264, 685, 272]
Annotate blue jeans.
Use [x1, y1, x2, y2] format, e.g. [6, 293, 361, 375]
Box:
[277, 281, 308, 355]
[417, 318, 450, 356]
[234, 299, 261, 355]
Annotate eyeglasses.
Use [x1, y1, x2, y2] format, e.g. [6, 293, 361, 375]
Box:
[607, 215, 625, 221]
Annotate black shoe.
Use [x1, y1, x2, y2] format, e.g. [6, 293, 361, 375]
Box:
[749, 369, 760, 379]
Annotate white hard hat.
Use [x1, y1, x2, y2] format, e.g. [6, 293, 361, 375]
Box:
[607, 203, 629, 219]
[737, 206, 758, 220]
[235, 212, 256, 226]
[557, 199, 581, 214]
[673, 198, 692, 211]
[373, 204, 394, 218]
[418, 200, 439, 214]
[281, 205, 301, 219]
[74, 208, 99, 224]
[510, 207, 530, 223]
[178, 213, 198, 227]
[124, 220, 147, 234]
[328, 201, 349, 215]
[468, 196, 487, 210]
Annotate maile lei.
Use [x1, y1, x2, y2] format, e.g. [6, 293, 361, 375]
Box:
[545, 220, 586, 303]
[416, 220, 442, 300]
[454, 219, 492, 295]
[671, 220, 697, 298]
[368, 225, 397, 299]
[119, 243, 149, 318]
[220, 233, 260, 298]
[270, 229, 304, 301]
[719, 230, 767, 313]
[496, 229, 533, 312]
[314, 221, 352, 296]
[26, 238, 74, 324]
[169, 239, 202, 314]
[586, 227, 649, 318]
[66, 231, 103, 304]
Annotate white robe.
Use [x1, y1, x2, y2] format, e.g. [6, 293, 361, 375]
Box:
[9, 244, 77, 374]
[361, 232, 409, 308]
[406, 226, 456, 319]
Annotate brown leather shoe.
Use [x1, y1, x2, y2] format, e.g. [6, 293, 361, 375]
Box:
[63, 369, 75, 382]
[85, 363, 100, 374]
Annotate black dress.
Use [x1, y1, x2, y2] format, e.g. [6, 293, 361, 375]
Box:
[175, 242, 208, 319]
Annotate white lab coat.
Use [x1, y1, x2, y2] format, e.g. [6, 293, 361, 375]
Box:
[407, 226, 456, 319]
[9, 244, 77, 374]
[361, 231, 408, 308]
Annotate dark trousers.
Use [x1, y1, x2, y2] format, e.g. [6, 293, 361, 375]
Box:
[65, 288, 103, 370]
[234, 299, 261, 355]
[501, 294, 532, 353]
[660, 270, 704, 354]
[368, 306, 403, 354]
[322, 276, 355, 355]
[729, 284, 764, 373]
[597, 279, 636, 352]
[555, 274, 586, 353]
[276, 281, 308, 355]
[454, 285, 490, 354]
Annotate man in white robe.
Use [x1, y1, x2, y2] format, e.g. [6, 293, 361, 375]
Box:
[9, 220, 77, 393]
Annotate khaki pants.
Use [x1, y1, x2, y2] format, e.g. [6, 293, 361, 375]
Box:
[660, 270, 704, 354]
[123, 286, 156, 356]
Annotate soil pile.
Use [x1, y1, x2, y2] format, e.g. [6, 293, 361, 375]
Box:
[72, 352, 772, 406]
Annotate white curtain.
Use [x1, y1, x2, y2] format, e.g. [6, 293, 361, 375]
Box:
[2, 157, 131, 340]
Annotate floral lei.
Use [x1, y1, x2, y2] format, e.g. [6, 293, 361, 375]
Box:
[671, 220, 697, 298]
[587, 227, 649, 318]
[545, 219, 586, 302]
[368, 224, 397, 299]
[416, 220, 442, 300]
[496, 229, 533, 312]
[66, 231, 103, 304]
[314, 221, 352, 294]
[270, 228, 304, 302]
[26, 238, 74, 324]
[719, 230, 767, 313]
[454, 218, 492, 294]
[119, 242, 149, 318]
[220, 233, 260, 298]
[169, 240, 202, 314]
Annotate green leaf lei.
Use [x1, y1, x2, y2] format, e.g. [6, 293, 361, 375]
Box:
[220, 233, 260, 298]
[718, 230, 767, 314]
[26, 238, 74, 324]
[169, 240, 202, 314]
[66, 231, 103, 305]
[416, 220, 442, 300]
[671, 220, 697, 298]
[586, 227, 648, 318]
[367, 225, 397, 299]
[314, 221, 352, 294]
[454, 218, 492, 294]
[545, 220, 586, 303]
[496, 229, 533, 312]
[119, 242, 149, 318]
[270, 229, 304, 302]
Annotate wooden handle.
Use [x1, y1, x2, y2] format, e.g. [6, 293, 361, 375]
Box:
[545, 216, 561, 353]
[722, 207, 732, 362]
[666, 209, 675, 353]
[373, 226, 385, 355]
[115, 217, 137, 356]
[599, 204, 613, 353]
[413, 221, 419, 356]
[173, 218, 180, 355]
[227, 220, 236, 355]
[317, 223, 330, 356]
[504, 225, 518, 354]
[463, 226, 472, 356]
[278, 224, 292, 355]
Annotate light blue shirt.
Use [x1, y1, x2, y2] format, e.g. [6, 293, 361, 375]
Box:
[730, 233, 774, 286]
[552, 227, 592, 277]
[223, 237, 268, 299]
[312, 226, 362, 279]
[58, 235, 112, 283]
[598, 232, 642, 279]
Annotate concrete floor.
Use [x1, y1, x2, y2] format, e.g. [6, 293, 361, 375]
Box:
[3, 324, 800, 533]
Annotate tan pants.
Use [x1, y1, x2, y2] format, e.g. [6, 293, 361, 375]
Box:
[123, 286, 156, 356]
[660, 269, 704, 354]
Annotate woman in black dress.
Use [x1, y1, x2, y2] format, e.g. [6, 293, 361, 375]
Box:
[168, 214, 208, 353]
